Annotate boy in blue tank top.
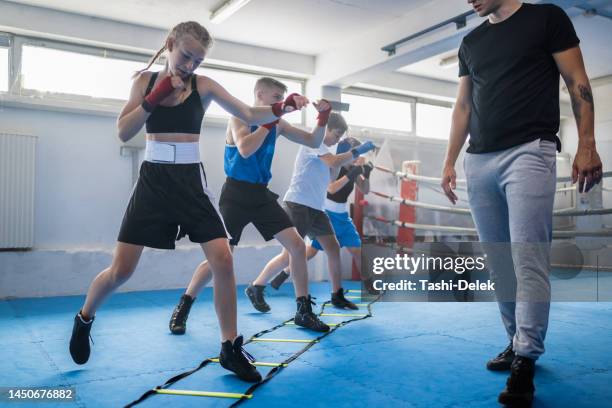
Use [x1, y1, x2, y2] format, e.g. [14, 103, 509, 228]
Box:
[169, 77, 333, 333]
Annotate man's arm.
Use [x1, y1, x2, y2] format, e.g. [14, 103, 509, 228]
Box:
[277, 99, 331, 148]
[277, 119, 325, 148]
[554, 46, 602, 193]
[441, 75, 472, 204]
[319, 152, 356, 169]
[228, 116, 271, 159]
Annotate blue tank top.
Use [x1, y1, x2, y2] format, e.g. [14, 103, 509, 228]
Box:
[224, 125, 277, 184]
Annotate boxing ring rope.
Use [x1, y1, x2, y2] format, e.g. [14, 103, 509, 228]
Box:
[368, 190, 612, 216]
[365, 214, 612, 238]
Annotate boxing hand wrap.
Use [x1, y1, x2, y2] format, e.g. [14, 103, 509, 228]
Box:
[272, 93, 300, 117]
[346, 166, 364, 182]
[142, 76, 175, 112]
[351, 141, 375, 158]
[316, 100, 332, 127]
[363, 162, 374, 179]
[262, 120, 279, 130]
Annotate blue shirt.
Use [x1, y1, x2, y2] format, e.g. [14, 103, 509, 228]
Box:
[224, 125, 277, 184]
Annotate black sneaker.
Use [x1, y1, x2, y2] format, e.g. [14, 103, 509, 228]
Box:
[169, 294, 195, 335]
[219, 335, 262, 383]
[331, 288, 358, 310]
[270, 270, 289, 290]
[487, 342, 515, 371]
[294, 295, 330, 332]
[245, 284, 270, 313]
[69, 312, 94, 365]
[498, 356, 536, 407]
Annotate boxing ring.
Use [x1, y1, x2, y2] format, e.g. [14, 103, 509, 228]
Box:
[350, 155, 612, 280]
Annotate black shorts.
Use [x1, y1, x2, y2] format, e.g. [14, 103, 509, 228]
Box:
[219, 177, 294, 246]
[117, 161, 227, 249]
[283, 201, 334, 240]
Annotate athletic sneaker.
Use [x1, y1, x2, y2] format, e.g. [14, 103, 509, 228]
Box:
[69, 312, 94, 364]
[331, 288, 358, 310]
[219, 335, 262, 383]
[169, 294, 195, 335]
[487, 342, 515, 371]
[245, 284, 270, 313]
[270, 270, 289, 290]
[294, 295, 330, 332]
[498, 356, 536, 407]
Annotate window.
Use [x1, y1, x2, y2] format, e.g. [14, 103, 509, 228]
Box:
[341, 92, 413, 132]
[416, 103, 453, 140]
[198, 67, 303, 123]
[16, 41, 305, 123]
[21, 45, 145, 100]
[0, 47, 8, 92]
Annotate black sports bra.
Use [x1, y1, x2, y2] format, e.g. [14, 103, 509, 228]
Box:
[144, 72, 204, 134]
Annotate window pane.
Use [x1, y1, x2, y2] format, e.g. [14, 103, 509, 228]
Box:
[22, 45, 145, 99]
[0, 48, 8, 92]
[198, 67, 302, 123]
[416, 103, 452, 140]
[342, 93, 412, 132]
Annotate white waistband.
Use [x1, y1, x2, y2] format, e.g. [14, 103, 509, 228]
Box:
[144, 141, 200, 164]
[324, 198, 348, 213]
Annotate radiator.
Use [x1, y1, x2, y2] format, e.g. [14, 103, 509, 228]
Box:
[0, 133, 37, 249]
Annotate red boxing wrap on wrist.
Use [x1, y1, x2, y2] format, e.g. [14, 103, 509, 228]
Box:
[272, 93, 300, 117]
[262, 120, 279, 130]
[143, 76, 174, 110]
[316, 103, 332, 127]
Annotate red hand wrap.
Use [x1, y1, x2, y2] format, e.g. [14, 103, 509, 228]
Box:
[272, 93, 300, 117]
[316, 101, 332, 127]
[142, 76, 174, 112]
[262, 120, 279, 130]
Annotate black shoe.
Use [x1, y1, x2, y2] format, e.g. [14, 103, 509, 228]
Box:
[245, 284, 270, 313]
[487, 342, 515, 371]
[331, 288, 358, 310]
[169, 294, 195, 335]
[219, 335, 262, 383]
[498, 356, 536, 407]
[294, 295, 330, 332]
[69, 312, 94, 365]
[270, 270, 289, 290]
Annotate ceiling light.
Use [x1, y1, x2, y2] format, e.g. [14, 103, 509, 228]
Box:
[210, 0, 252, 24]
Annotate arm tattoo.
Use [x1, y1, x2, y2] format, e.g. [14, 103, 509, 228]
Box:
[570, 89, 582, 126]
[578, 84, 594, 112]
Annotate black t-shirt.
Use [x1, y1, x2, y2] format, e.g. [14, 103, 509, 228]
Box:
[327, 166, 355, 204]
[458, 3, 579, 153]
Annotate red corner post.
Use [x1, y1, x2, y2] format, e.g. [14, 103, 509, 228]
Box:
[397, 161, 418, 248]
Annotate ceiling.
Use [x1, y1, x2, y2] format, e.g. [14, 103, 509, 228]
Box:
[5, 0, 431, 55]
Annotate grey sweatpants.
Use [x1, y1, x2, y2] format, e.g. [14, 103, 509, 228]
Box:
[464, 138, 557, 359]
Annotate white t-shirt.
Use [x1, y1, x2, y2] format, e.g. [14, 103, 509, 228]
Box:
[284, 143, 334, 211]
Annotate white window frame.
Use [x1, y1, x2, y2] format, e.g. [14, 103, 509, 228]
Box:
[1, 32, 306, 124]
[0, 32, 11, 93]
[343, 86, 455, 139]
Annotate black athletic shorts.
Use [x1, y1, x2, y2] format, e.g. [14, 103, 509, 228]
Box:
[219, 177, 294, 246]
[283, 201, 334, 240]
[117, 161, 227, 249]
